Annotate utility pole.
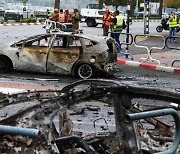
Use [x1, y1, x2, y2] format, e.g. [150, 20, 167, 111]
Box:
[125, 1, 131, 58]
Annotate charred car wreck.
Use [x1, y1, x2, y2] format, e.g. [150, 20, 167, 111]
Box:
[0, 79, 180, 153]
[0, 32, 117, 79]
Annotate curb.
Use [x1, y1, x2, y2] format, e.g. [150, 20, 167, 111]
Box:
[0, 22, 44, 26]
[132, 20, 160, 22]
[117, 58, 180, 74]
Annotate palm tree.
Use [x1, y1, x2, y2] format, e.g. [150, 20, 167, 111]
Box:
[55, 0, 60, 9]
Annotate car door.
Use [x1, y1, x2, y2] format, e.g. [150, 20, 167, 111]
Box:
[15, 34, 52, 73]
[47, 34, 81, 75]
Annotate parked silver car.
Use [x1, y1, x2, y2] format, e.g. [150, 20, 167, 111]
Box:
[0, 32, 117, 78]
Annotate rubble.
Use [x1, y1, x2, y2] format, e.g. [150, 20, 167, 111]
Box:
[0, 79, 180, 153]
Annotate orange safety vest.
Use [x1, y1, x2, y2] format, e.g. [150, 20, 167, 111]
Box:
[103, 14, 111, 27]
[59, 12, 65, 23]
[65, 14, 71, 23]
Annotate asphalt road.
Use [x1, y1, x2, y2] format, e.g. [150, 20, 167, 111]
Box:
[0, 22, 179, 92]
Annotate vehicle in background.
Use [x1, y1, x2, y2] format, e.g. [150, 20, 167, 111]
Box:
[81, 7, 131, 27]
[4, 6, 33, 22]
[80, 8, 105, 27]
[162, 12, 169, 18]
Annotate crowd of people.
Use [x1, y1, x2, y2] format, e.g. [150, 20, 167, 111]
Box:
[45, 8, 81, 31]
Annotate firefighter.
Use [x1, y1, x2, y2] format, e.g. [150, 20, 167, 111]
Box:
[59, 9, 65, 23]
[49, 8, 59, 21]
[65, 9, 71, 23]
[102, 9, 111, 36]
[72, 8, 81, 30]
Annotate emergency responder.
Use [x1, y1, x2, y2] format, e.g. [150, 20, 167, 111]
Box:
[46, 9, 51, 19]
[65, 9, 71, 23]
[59, 9, 65, 23]
[169, 11, 178, 43]
[72, 8, 81, 30]
[49, 8, 59, 21]
[102, 9, 111, 36]
[110, 10, 124, 46]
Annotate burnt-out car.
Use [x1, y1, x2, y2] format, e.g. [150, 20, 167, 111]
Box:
[0, 32, 117, 78]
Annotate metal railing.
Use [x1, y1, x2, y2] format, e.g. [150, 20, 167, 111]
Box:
[134, 34, 165, 65]
[165, 36, 180, 67]
[127, 108, 180, 154]
[44, 19, 73, 33]
[109, 32, 134, 60]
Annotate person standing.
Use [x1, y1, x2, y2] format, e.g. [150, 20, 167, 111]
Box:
[169, 11, 178, 43]
[102, 9, 111, 36]
[72, 9, 81, 30]
[64, 9, 71, 23]
[111, 10, 124, 46]
[49, 8, 59, 21]
[46, 9, 51, 19]
[59, 9, 65, 23]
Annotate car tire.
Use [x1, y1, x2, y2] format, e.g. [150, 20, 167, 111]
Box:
[87, 19, 96, 27]
[77, 64, 93, 79]
[0, 56, 13, 72]
[156, 25, 163, 32]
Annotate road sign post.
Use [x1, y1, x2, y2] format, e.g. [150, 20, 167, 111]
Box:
[144, 0, 150, 34]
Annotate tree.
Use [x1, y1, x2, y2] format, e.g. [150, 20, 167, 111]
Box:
[159, 0, 163, 17]
[164, 0, 180, 10]
[55, 0, 60, 9]
[21, 0, 28, 6]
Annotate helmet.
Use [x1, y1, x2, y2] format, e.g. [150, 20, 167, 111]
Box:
[54, 8, 59, 13]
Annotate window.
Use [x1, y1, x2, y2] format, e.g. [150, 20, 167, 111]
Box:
[24, 35, 51, 47]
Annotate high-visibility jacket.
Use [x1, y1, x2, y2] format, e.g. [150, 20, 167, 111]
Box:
[59, 12, 65, 23]
[65, 14, 71, 23]
[103, 14, 111, 27]
[169, 15, 177, 28]
[112, 15, 123, 32]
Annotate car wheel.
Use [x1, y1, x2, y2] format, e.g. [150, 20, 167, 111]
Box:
[77, 64, 93, 79]
[87, 19, 95, 27]
[0, 56, 13, 72]
[156, 25, 163, 32]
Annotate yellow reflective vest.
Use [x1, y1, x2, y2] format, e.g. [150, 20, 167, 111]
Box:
[169, 15, 177, 28]
[112, 15, 123, 32]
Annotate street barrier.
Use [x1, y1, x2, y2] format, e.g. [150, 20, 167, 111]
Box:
[109, 32, 134, 60]
[165, 36, 180, 67]
[134, 34, 165, 65]
[44, 19, 72, 33]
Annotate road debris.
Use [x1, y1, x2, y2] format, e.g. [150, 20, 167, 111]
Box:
[0, 79, 180, 153]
